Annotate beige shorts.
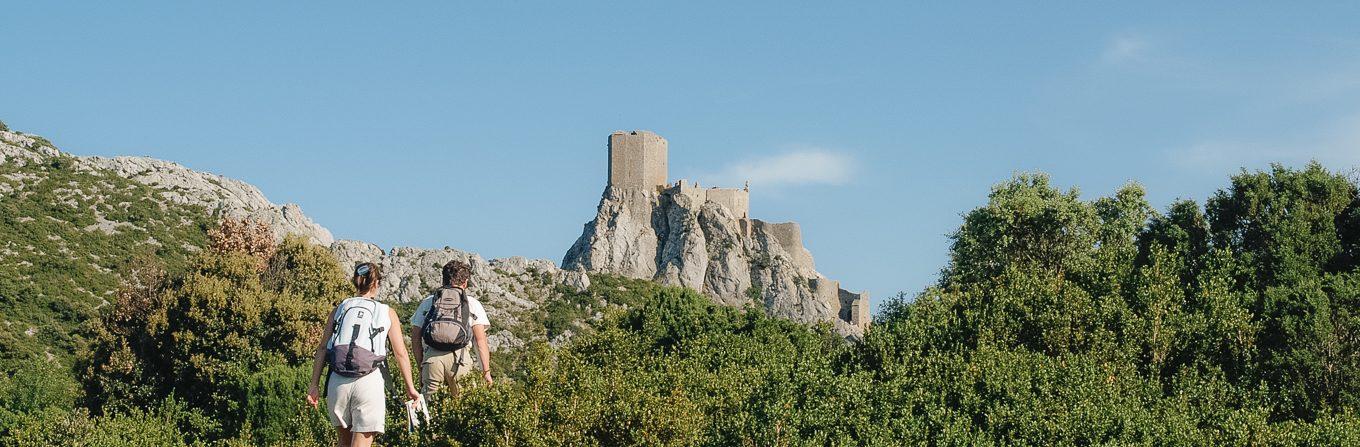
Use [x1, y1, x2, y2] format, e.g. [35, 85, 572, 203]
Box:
[325, 371, 386, 433]
[421, 347, 474, 398]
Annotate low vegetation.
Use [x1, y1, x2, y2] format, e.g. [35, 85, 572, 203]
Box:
[2, 148, 1359, 445]
[0, 149, 212, 372]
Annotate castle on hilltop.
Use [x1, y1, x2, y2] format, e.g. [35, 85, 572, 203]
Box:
[601, 130, 871, 331]
[608, 130, 751, 219]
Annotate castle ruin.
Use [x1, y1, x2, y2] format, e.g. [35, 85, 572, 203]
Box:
[598, 130, 871, 330]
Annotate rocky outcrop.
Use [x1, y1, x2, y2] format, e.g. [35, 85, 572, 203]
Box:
[1, 130, 333, 246]
[80, 156, 333, 246]
[565, 185, 870, 337]
[0, 131, 60, 167]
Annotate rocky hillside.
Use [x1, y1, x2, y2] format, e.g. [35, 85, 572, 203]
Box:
[564, 185, 869, 337]
[1, 128, 217, 366]
[0, 122, 609, 359]
[1, 121, 866, 370]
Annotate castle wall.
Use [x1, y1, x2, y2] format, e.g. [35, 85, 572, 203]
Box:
[762, 221, 803, 257]
[608, 130, 668, 190]
[839, 289, 871, 329]
[705, 188, 749, 219]
[667, 181, 707, 205]
[809, 278, 841, 310]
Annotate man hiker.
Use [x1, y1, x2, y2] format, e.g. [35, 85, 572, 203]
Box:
[410, 260, 493, 402]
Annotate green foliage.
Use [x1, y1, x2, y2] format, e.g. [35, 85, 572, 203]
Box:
[1, 396, 219, 447]
[78, 235, 349, 443]
[7, 136, 1360, 446]
[238, 363, 334, 445]
[435, 286, 854, 446]
[0, 151, 212, 372]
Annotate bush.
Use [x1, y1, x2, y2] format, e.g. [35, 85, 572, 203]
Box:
[7, 159, 1360, 445]
[79, 228, 349, 444]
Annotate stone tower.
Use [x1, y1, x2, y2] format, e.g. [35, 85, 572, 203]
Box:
[608, 130, 668, 190]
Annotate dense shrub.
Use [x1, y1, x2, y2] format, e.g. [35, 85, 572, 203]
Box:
[78, 225, 350, 443]
[6, 157, 1360, 445]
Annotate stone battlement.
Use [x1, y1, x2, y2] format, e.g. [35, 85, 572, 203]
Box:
[666, 180, 750, 219]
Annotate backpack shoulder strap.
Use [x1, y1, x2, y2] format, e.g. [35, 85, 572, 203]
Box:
[460, 289, 471, 327]
[423, 292, 440, 320]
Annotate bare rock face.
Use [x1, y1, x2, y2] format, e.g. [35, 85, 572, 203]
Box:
[562, 188, 662, 279]
[0, 130, 332, 246]
[0, 131, 61, 167]
[564, 186, 868, 337]
[80, 156, 333, 246]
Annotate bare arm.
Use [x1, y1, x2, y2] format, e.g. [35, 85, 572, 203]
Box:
[305, 310, 337, 407]
[388, 308, 420, 400]
[410, 326, 424, 365]
[473, 325, 493, 384]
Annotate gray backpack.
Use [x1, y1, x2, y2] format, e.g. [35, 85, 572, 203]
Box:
[326, 298, 388, 378]
[422, 287, 471, 352]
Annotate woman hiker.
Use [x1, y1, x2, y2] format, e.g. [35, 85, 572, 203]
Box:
[306, 262, 421, 447]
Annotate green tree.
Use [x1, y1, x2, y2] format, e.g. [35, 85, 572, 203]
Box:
[79, 221, 349, 443]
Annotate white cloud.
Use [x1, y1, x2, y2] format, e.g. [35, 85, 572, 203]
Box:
[1101, 35, 1150, 65]
[700, 148, 855, 189]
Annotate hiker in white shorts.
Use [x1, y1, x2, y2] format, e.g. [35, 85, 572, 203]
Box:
[306, 262, 420, 447]
[410, 260, 493, 402]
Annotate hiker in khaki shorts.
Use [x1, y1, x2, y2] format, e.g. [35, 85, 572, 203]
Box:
[410, 260, 493, 401]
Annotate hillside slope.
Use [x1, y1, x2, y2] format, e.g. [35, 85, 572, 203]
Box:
[0, 130, 213, 368]
[0, 123, 630, 366]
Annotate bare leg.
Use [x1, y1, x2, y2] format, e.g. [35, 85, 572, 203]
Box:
[336, 427, 353, 447]
[351, 431, 377, 447]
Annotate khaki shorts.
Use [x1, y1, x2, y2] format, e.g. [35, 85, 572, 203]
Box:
[421, 347, 474, 398]
[325, 371, 385, 433]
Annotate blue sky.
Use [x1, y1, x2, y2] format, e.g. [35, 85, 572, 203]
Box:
[4, 2, 1359, 310]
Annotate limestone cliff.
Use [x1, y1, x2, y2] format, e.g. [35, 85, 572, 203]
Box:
[564, 185, 870, 337]
[80, 155, 333, 246]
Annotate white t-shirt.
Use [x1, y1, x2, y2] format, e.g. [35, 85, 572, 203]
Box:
[409, 292, 490, 329]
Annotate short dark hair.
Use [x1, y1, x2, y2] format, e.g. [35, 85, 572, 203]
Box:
[441, 260, 472, 287]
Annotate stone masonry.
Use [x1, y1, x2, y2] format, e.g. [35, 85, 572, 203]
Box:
[608, 130, 668, 191]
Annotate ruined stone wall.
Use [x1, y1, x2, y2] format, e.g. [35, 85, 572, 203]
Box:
[705, 188, 749, 218]
[839, 289, 871, 328]
[608, 130, 668, 190]
[761, 221, 813, 269]
[666, 183, 749, 219]
[809, 277, 841, 310]
[667, 181, 707, 205]
[761, 221, 803, 258]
